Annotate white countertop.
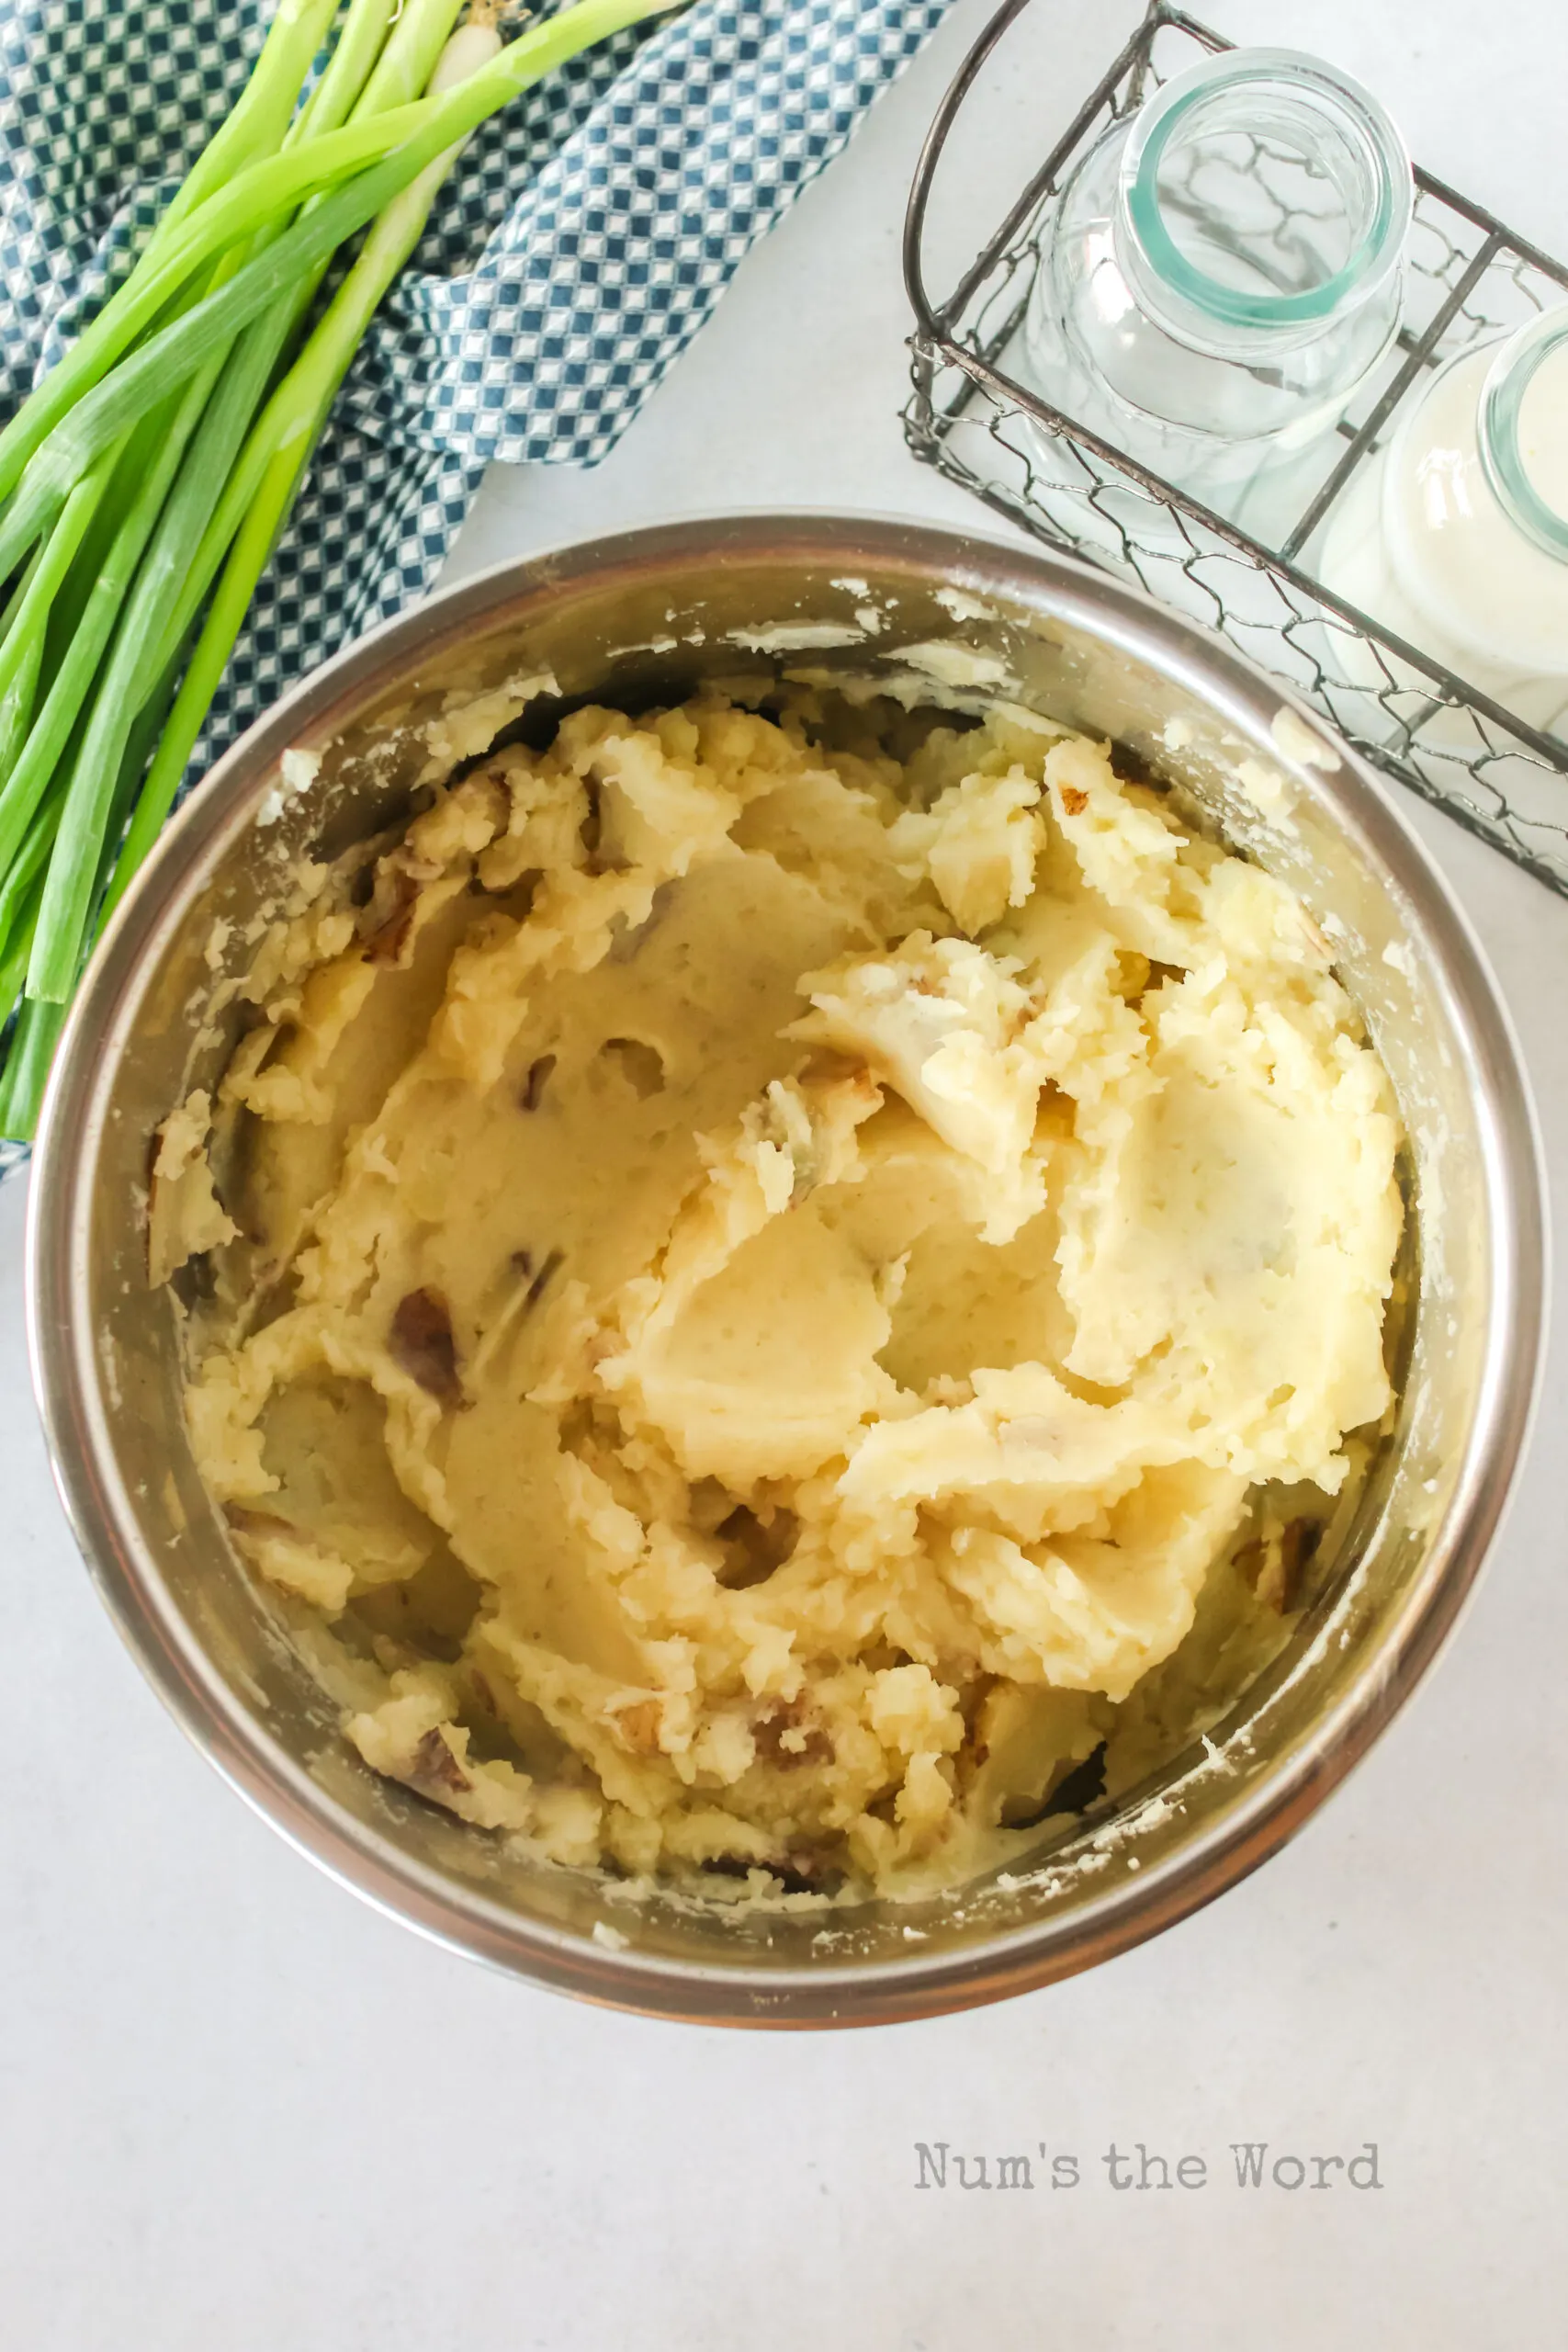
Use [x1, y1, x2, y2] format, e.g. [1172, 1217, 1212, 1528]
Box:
[5, 4, 1565, 2344]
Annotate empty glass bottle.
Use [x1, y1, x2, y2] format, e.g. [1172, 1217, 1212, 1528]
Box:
[1020, 47, 1414, 547]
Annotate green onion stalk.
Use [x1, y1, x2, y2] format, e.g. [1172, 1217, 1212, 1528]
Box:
[0, 0, 685, 1139]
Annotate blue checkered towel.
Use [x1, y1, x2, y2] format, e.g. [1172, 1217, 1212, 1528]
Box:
[0, 0, 951, 771]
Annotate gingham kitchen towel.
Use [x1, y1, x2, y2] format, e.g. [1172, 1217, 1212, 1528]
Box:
[0, 0, 953, 773]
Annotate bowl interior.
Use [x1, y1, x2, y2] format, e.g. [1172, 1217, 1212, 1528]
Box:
[29, 520, 1538, 2023]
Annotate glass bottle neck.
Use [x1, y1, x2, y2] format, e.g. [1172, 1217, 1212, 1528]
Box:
[1112, 49, 1412, 358]
[1478, 309, 1568, 563]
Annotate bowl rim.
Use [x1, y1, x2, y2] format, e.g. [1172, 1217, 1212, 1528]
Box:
[24, 511, 1549, 2027]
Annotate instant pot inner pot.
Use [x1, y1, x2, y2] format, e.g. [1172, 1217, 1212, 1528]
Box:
[65, 547, 1492, 2005]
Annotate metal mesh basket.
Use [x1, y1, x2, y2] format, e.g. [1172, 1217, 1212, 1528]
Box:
[902, 0, 1568, 896]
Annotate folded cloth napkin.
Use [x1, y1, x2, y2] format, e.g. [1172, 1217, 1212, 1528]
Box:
[0, 0, 952, 773]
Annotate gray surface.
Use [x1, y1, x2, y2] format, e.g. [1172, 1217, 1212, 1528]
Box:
[3, 0, 1565, 2343]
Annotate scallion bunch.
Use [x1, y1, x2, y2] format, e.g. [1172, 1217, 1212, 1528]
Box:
[0, 0, 682, 1139]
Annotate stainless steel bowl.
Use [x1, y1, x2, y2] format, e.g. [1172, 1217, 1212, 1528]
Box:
[26, 515, 1545, 2025]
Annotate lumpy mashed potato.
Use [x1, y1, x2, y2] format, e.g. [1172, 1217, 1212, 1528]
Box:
[170, 684, 1403, 1898]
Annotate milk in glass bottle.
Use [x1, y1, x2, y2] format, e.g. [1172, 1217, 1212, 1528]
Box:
[1319, 307, 1568, 735]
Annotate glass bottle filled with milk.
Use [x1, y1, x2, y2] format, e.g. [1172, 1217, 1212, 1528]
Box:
[1019, 48, 1413, 547]
[1318, 307, 1568, 736]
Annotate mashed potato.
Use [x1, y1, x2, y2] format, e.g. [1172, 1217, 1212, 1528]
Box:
[169, 684, 1403, 1898]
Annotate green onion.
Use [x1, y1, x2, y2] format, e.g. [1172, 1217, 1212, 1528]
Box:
[152, 0, 346, 248]
[0, 0, 676, 510]
[0, 0, 685, 1135]
[28, 357, 233, 994]
[0, 878, 42, 1034]
[0, 995, 64, 1134]
[106, 20, 515, 929]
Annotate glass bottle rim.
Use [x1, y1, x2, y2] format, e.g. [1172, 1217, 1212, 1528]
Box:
[1478, 306, 1568, 563]
[1121, 48, 1413, 333]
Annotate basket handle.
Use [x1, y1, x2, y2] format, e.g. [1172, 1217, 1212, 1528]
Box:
[902, 0, 1039, 341]
[903, 3, 1220, 349]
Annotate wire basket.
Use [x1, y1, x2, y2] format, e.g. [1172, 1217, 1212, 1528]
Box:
[902, 0, 1568, 897]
